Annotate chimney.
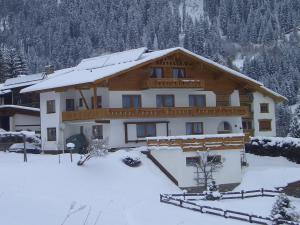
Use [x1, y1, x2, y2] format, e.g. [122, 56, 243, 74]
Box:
[45, 65, 54, 75]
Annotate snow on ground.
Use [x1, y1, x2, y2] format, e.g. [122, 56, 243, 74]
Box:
[0, 151, 299, 225]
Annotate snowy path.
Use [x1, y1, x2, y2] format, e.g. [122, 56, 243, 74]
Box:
[0, 151, 299, 225]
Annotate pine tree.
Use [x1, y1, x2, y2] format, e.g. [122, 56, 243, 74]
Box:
[288, 105, 300, 138]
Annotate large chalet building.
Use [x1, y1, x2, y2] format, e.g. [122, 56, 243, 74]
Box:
[21, 47, 286, 151]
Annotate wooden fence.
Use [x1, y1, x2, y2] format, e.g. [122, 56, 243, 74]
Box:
[160, 194, 299, 225]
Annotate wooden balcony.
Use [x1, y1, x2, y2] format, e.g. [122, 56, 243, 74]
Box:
[142, 78, 205, 89]
[62, 106, 249, 122]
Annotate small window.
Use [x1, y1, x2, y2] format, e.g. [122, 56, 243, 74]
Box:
[156, 95, 174, 107]
[122, 95, 141, 108]
[66, 99, 75, 111]
[186, 122, 204, 135]
[151, 67, 164, 78]
[242, 120, 253, 130]
[260, 103, 269, 113]
[259, 120, 272, 131]
[80, 126, 84, 134]
[79, 98, 83, 107]
[207, 155, 221, 163]
[47, 128, 56, 141]
[92, 125, 103, 139]
[46, 100, 55, 114]
[186, 157, 200, 166]
[136, 123, 156, 138]
[189, 95, 206, 107]
[172, 68, 186, 78]
[91, 96, 102, 108]
[217, 121, 232, 134]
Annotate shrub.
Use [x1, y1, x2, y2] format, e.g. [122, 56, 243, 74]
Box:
[245, 137, 300, 164]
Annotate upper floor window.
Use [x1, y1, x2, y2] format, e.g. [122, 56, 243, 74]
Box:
[186, 122, 204, 135]
[92, 125, 103, 139]
[156, 95, 174, 107]
[66, 99, 75, 111]
[260, 103, 269, 113]
[137, 123, 156, 138]
[47, 127, 56, 141]
[91, 96, 102, 108]
[122, 95, 141, 108]
[172, 68, 185, 78]
[151, 67, 164, 78]
[259, 119, 272, 131]
[79, 98, 83, 107]
[46, 100, 55, 114]
[189, 95, 206, 107]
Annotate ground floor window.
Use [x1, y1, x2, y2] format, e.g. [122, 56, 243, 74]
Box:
[136, 123, 156, 138]
[186, 156, 200, 166]
[242, 120, 253, 130]
[47, 127, 56, 141]
[207, 155, 222, 163]
[186, 122, 204, 135]
[217, 121, 232, 134]
[259, 119, 272, 131]
[92, 125, 103, 139]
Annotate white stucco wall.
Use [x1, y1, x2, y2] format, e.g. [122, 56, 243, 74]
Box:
[252, 92, 276, 136]
[151, 148, 242, 188]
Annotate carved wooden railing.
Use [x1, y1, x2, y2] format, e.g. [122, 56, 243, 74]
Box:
[62, 106, 249, 121]
[142, 78, 205, 89]
[147, 134, 245, 152]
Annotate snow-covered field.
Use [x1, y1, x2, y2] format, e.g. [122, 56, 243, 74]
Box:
[0, 150, 299, 225]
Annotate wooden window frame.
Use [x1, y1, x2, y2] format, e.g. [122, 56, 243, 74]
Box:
[172, 67, 186, 78]
[66, 98, 75, 112]
[47, 127, 56, 141]
[189, 95, 206, 107]
[260, 103, 269, 113]
[156, 95, 175, 107]
[186, 122, 204, 135]
[150, 67, 164, 78]
[46, 100, 56, 114]
[122, 95, 142, 108]
[91, 96, 102, 109]
[136, 123, 157, 138]
[259, 119, 272, 132]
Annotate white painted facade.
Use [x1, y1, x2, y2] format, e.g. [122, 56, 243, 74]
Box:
[10, 114, 41, 133]
[150, 147, 242, 188]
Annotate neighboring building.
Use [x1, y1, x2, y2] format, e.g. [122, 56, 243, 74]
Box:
[21, 47, 286, 151]
[0, 74, 44, 133]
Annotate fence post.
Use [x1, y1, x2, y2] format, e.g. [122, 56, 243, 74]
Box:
[23, 134, 27, 163]
[224, 210, 227, 218]
[241, 190, 244, 199]
[249, 215, 252, 223]
[160, 194, 162, 202]
[179, 200, 183, 207]
[261, 188, 264, 197]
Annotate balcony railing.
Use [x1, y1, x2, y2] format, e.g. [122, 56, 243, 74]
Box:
[62, 106, 249, 121]
[142, 78, 205, 89]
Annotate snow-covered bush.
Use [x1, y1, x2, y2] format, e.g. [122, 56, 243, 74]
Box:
[271, 194, 300, 223]
[246, 137, 300, 164]
[122, 156, 141, 167]
[203, 180, 222, 200]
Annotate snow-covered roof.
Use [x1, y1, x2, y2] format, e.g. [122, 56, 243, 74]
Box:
[0, 83, 11, 95]
[0, 105, 40, 112]
[21, 47, 285, 102]
[1, 73, 45, 90]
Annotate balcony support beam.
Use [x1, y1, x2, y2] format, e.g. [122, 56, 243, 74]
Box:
[78, 89, 89, 110]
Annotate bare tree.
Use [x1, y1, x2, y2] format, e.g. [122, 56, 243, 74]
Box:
[193, 151, 223, 190]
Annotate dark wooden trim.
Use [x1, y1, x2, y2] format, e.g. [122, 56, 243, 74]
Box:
[93, 86, 97, 109]
[15, 124, 40, 127]
[147, 151, 178, 186]
[124, 121, 169, 125]
[95, 120, 110, 124]
[78, 89, 89, 110]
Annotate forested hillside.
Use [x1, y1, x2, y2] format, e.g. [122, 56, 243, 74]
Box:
[0, 0, 299, 135]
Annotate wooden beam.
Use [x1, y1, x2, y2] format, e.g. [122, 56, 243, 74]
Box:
[78, 89, 89, 110]
[93, 86, 97, 109]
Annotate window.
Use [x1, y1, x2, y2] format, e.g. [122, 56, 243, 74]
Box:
[260, 103, 269, 113]
[156, 95, 174, 107]
[79, 98, 83, 107]
[172, 68, 185, 78]
[259, 120, 272, 131]
[136, 123, 156, 138]
[186, 157, 200, 166]
[217, 121, 232, 134]
[80, 126, 84, 134]
[66, 99, 75, 111]
[91, 96, 102, 108]
[189, 95, 206, 107]
[122, 95, 141, 108]
[186, 122, 204, 135]
[151, 67, 164, 78]
[207, 155, 222, 163]
[92, 125, 103, 139]
[46, 100, 55, 114]
[47, 128, 56, 141]
[242, 120, 253, 130]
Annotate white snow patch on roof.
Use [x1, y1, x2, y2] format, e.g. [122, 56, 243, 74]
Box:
[1, 73, 45, 90]
[0, 105, 40, 112]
